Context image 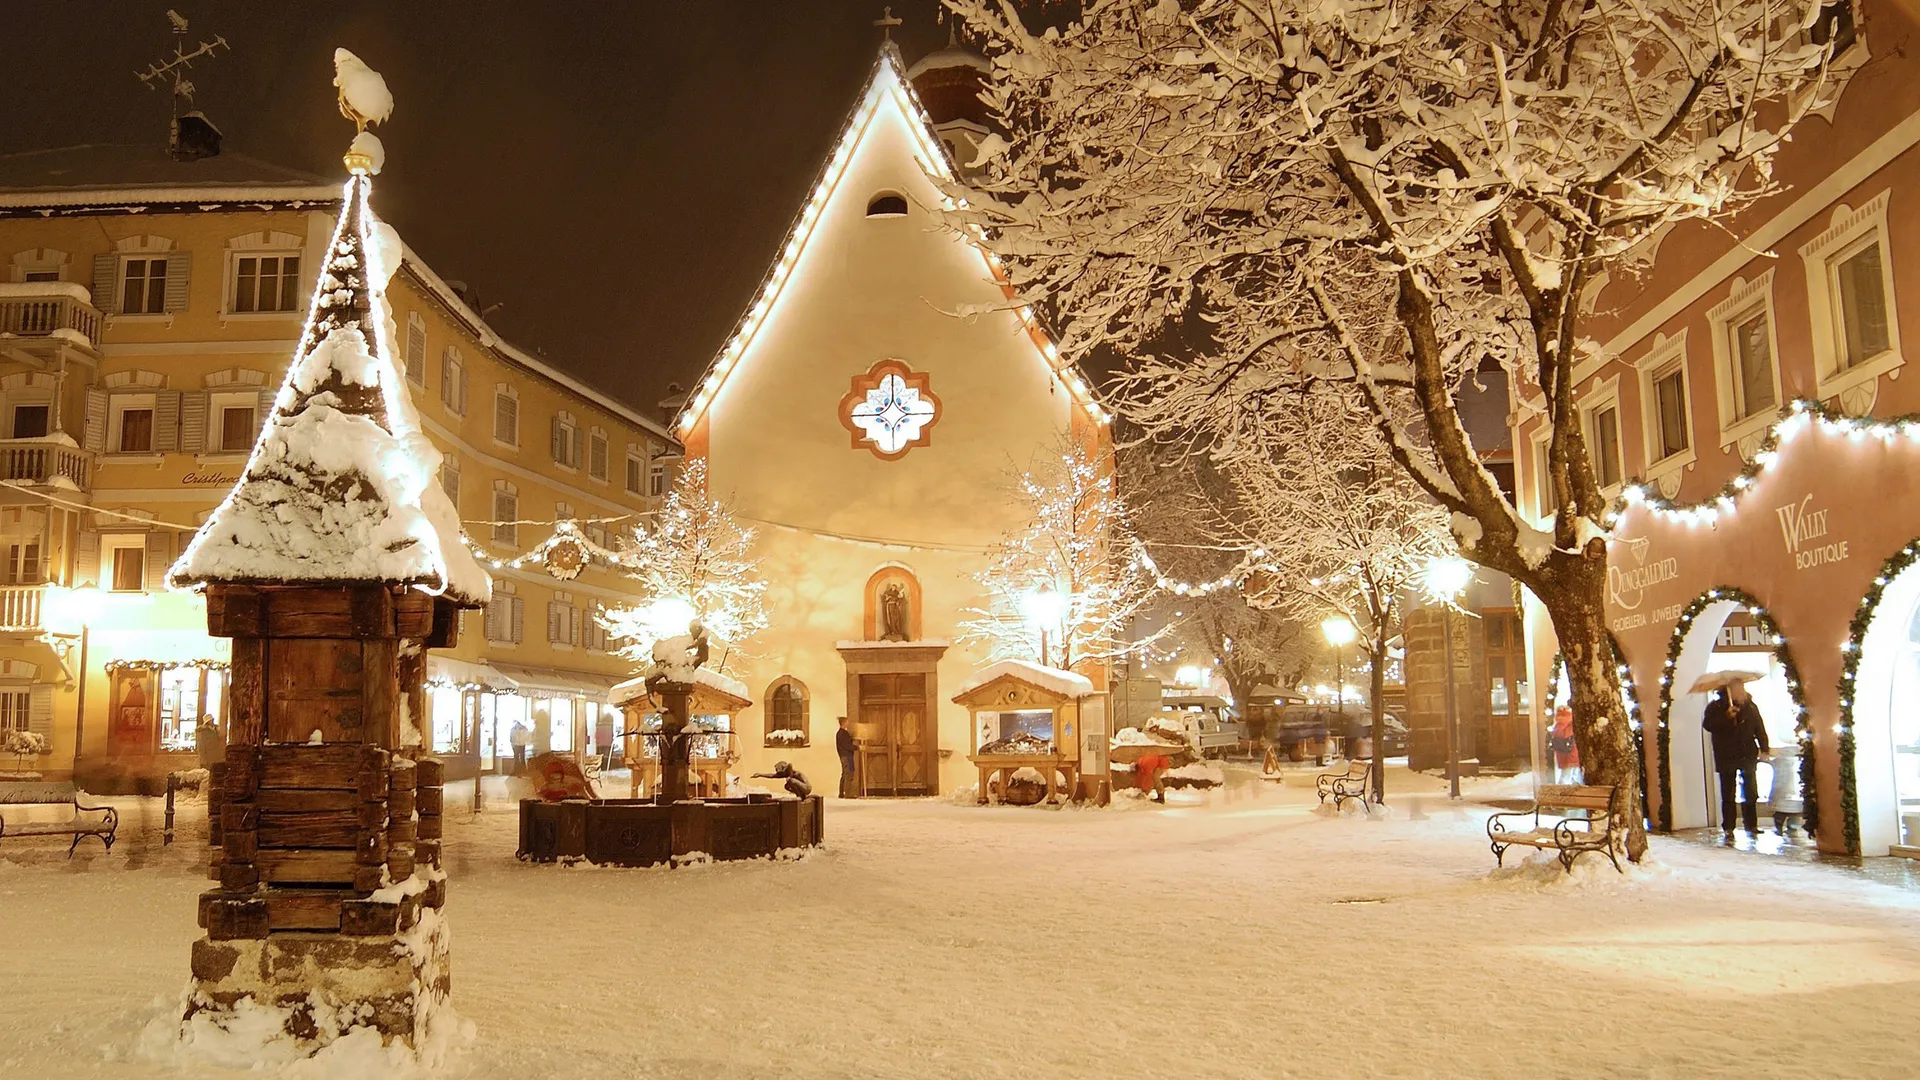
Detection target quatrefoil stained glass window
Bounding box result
[839,359,942,460]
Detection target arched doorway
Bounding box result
[1837,540,1920,857]
[1656,588,1812,837]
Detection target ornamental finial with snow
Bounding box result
[168,102,488,606]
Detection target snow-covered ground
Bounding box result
[2,763,1918,1079]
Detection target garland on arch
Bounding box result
[1653,587,1818,839]
[1831,538,1920,857]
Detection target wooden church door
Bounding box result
[857,672,930,796]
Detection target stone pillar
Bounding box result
[188,584,461,1048]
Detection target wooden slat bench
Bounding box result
[1487,783,1623,873]
[1316,760,1372,813]
[0,794,118,857]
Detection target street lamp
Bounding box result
[1020,584,1069,668]
[1320,614,1356,719]
[1423,557,1476,801]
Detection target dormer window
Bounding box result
[866,192,909,218]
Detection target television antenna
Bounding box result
[135,9,229,111]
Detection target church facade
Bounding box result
[674,45,1110,796]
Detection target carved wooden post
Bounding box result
[656,681,694,803]
[168,118,487,1052]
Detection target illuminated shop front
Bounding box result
[423,657,622,778]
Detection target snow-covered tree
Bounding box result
[944,0,1849,857]
[960,437,1156,670]
[1219,391,1453,801]
[601,459,767,675]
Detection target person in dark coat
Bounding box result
[1702,681,1769,838]
[836,717,858,798]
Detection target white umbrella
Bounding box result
[1688,669,1766,694]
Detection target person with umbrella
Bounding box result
[1698,671,1769,840]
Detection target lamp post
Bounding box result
[1423,557,1476,801]
[1320,614,1356,756]
[1020,585,1068,669]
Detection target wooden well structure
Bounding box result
[958,665,1091,805]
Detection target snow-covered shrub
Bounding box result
[4,729,47,757]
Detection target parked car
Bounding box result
[1158,696,1245,759]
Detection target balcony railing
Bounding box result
[0,437,91,489]
[0,585,43,632]
[0,283,102,349]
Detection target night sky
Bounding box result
[1,1,962,417]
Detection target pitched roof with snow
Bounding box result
[169,172,489,606]
[953,659,1095,703]
[673,44,1105,437]
[0,144,337,210]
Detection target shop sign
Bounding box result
[181,471,241,487]
[1775,494,1849,571]
[1608,536,1680,613]
[1715,613,1773,652]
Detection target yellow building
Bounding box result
[0,145,676,791]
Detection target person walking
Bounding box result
[1702,681,1769,839]
[836,717,858,798]
[509,719,532,775]
[1549,707,1580,784]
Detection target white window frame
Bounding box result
[648,459,667,497]
[1528,426,1554,525]
[1632,331,1696,479]
[119,255,171,316]
[625,450,644,496]
[7,395,53,441]
[551,410,578,470]
[493,385,520,449]
[101,534,148,593]
[222,248,303,319]
[1705,270,1786,448]
[1800,189,1902,400]
[440,346,467,416]
[108,392,159,456]
[1580,375,1625,497]
[208,390,261,455]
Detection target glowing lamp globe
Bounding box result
[1020,585,1069,629]
[1320,614,1357,647]
[1424,557,1476,602]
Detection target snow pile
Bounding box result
[1009,766,1049,785]
[613,635,751,702]
[766,729,807,746]
[953,659,1094,700]
[333,49,394,126]
[1484,849,1668,890]
[1163,761,1225,787]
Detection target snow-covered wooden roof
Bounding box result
[953,659,1095,705]
[673,43,1106,438]
[170,172,490,607]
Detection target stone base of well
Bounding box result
[186,895,450,1047]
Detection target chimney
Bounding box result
[170,110,222,161]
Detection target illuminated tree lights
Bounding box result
[1831,539,1920,857]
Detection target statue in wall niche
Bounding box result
[879,583,909,642]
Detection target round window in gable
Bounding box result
[866,192,909,218]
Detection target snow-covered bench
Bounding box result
[0,794,117,857]
[1316,760,1371,812]
[1487,784,1623,873]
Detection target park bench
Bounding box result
[1316,759,1372,813]
[0,794,118,857]
[1487,783,1623,873]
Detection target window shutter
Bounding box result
[485,596,505,641]
[180,391,208,453]
[143,532,170,592]
[457,366,468,415]
[163,251,191,312]
[257,389,277,438]
[83,388,108,453]
[572,428,583,469]
[568,606,579,646]
[75,531,99,586]
[154,390,181,453]
[440,350,454,408]
[510,596,524,643]
[550,416,564,462]
[27,685,52,740]
[405,313,426,385]
[547,602,561,643]
[91,254,119,313]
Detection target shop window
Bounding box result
[230,254,300,313]
[765,677,809,746]
[11,404,47,440]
